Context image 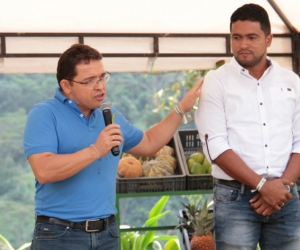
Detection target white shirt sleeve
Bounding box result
[292,75,300,153]
[195,72,231,161]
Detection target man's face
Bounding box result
[63,60,107,117]
[231,20,272,69]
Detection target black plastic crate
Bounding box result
[176,129,213,190]
[116,135,186,193]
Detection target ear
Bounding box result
[266,34,273,48]
[60,79,72,94]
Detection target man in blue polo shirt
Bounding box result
[23,43,202,250]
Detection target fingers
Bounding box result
[261,207,275,216]
[103,124,122,139]
[103,123,120,132]
[280,178,293,196]
[179,78,203,113]
[284,185,291,192]
[250,191,288,216]
[250,195,276,216]
[249,193,260,203]
[252,203,275,216]
[281,178,294,187]
[259,179,293,209]
[110,134,123,143]
[193,77,204,90]
[191,78,203,95]
[277,179,293,201]
[94,124,123,157]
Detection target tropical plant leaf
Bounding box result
[153,235,178,241]
[148,196,169,220]
[0,235,14,250]
[144,211,170,227]
[17,243,31,250]
[141,231,156,250]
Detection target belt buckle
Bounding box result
[85,219,100,232]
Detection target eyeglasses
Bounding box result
[66,72,111,88]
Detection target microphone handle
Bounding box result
[102,109,120,156]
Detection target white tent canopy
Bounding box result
[0,0,299,74]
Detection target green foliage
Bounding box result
[0,109,28,168]
[0,234,30,250]
[0,74,55,114]
[152,70,199,128]
[120,196,179,250]
[107,71,196,130]
[177,200,213,236]
[152,61,226,129]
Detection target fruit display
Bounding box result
[118,145,178,178]
[186,152,212,175]
[154,145,175,157]
[155,154,177,171]
[143,160,174,177]
[118,156,143,178]
[177,201,215,250]
[121,152,151,164]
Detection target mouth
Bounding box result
[238,51,252,56]
[94,93,105,102]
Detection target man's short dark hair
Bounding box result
[230,3,271,36]
[56,44,103,88]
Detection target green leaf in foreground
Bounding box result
[112,112,117,123]
[0,234,31,250]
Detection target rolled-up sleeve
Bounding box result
[195,72,231,161]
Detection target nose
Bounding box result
[239,37,249,49]
[93,80,105,90]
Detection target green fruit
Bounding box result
[202,157,212,173]
[187,158,196,171]
[188,152,205,164]
[208,165,212,174]
[190,163,206,174]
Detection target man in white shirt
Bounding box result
[195,3,300,250]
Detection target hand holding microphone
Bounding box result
[100,101,120,156]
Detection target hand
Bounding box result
[94,124,123,157]
[179,78,203,113]
[257,178,293,210]
[250,193,275,216]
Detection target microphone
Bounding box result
[100,100,120,156]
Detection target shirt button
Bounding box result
[265,144,268,147]
[263,123,266,126]
[260,102,263,105]
[69,100,72,104]
[266,166,269,169]
[257,83,260,85]
[80,114,83,117]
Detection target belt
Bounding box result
[36,215,115,232]
[214,178,253,191]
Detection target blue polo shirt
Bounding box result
[23,87,143,221]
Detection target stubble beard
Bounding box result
[235,51,266,68]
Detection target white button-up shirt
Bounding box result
[195,57,300,180]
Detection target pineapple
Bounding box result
[177,200,215,250]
